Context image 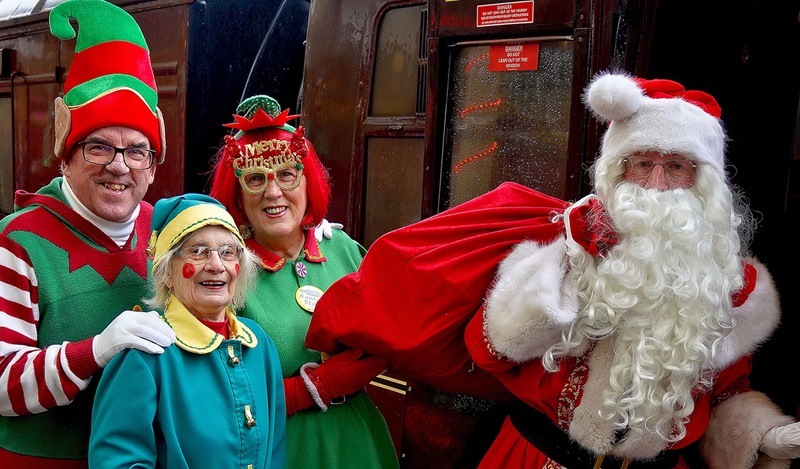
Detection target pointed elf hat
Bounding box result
[148,193,243,272]
[50,0,166,162]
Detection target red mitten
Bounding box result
[284,376,316,416]
[300,349,387,411]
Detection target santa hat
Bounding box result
[49,0,165,162]
[583,72,725,179]
[148,194,243,272]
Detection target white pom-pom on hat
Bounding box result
[583,71,727,189]
[583,72,644,122]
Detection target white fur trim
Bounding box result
[299,362,327,412]
[484,238,578,362]
[701,391,794,469]
[568,338,669,459]
[569,338,618,455]
[714,259,781,369]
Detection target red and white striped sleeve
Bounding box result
[0,235,98,416]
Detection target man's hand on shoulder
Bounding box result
[93,310,176,367]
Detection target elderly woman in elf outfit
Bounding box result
[209,96,398,468]
[89,194,286,469]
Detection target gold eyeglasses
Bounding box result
[239,167,303,194]
[623,155,697,181]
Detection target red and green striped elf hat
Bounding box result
[49,0,166,163]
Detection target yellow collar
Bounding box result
[162,296,258,354]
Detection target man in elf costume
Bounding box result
[0,0,176,466]
[465,73,800,468]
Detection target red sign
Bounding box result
[489,43,539,71]
[477,1,534,28]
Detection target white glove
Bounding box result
[314,218,343,242]
[760,421,800,459]
[93,310,177,367]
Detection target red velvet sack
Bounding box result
[305,182,571,399]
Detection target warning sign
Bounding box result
[489,43,539,71]
[477,1,534,28]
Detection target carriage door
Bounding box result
[431,0,591,210]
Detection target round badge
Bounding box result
[296,285,324,313]
[294,261,307,278]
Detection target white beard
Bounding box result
[561,181,743,442]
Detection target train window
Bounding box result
[369,4,426,117]
[0,0,63,21]
[0,1,35,21]
[441,39,574,209]
[41,1,68,9]
[363,137,425,246]
[0,95,12,215]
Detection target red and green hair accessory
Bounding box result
[209,94,332,233]
[221,95,306,179]
[50,0,165,162]
[227,95,300,137]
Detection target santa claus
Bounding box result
[466,72,800,468]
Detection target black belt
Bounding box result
[509,404,681,469]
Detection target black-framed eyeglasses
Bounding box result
[79,141,156,170]
[177,244,244,264]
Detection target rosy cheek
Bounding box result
[234,263,240,276]
[182,263,196,279]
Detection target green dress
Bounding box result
[242,229,398,468]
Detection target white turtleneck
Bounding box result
[62,179,139,247]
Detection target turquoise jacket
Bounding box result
[89,298,286,469]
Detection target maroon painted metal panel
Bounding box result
[301,0,384,231]
[432,0,576,37]
[0,1,189,208]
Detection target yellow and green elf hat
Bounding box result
[49,0,166,162]
[148,194,244,272]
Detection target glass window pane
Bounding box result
[442,40,574,209]
[0,1,34,20]
[0,96,13,215]
[370,5,424,117]
[363,137,425,246]
[0,0,65,20]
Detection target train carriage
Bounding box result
[1,0,798,467]
[0,0,309,215]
